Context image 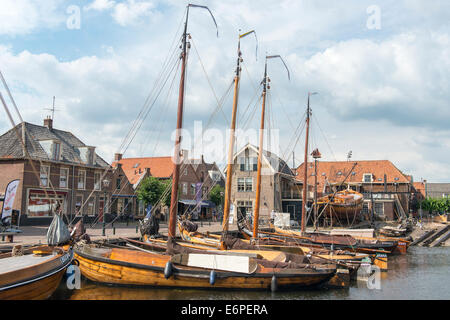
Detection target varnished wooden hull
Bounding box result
[74,246,335,291]
[0,246,73,300]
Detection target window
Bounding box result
[237,200,253,217]
[78,170,86,189]
[182,183,187,195]
[237,178,252,192]
[87,199,95,216]
[40,165,50,187]
[374,202,384,216]
[237,178,245,192]
[27,192,65,217]
[52,142,61,160]
[60,168,68,188]
[94,172,101,191]
[363,173,372,183]
[191,183,196,195]
[245,178,253,191]
[239,157,258,172]
[116,177,121,190]
[75,195,83,215]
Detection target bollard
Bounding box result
[102,221,106,236]
[136,225,138,233]
[112,223,115,235]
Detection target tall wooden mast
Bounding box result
[252,55,290,241]
[168,4,218,240]
[220,30,257,249]
[300,92,317,234]
[252,61,268,240]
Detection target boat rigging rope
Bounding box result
[190,37,230,127]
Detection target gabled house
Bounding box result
[295,160,413,221]
[228,143,304,224]
[0,118,112,225]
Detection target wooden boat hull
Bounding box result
[322,203,363,220]
[0,246,73,300]
[74,246,335,290]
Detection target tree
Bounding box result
[209,185,224,207]
[137,177,166,206]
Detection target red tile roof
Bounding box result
[295,160,411,192]
[413,182,426,197]
[112,156,173,184]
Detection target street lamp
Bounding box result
[102,178,110,236]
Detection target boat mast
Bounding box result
[301,93,312,234]
[168,4,218,240]
[220,30,257,249]
[252,55,290,241]
[252,59,268,240]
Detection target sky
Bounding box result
[0,0,449,182]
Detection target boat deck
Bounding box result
[0,254,57,275]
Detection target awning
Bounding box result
[179,199,197,206]
[178,199,216,208]
[200,200,216,208]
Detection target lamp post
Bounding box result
[102,178,110,236]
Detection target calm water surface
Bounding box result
[51,246,450,300]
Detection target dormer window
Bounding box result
[39,139,61,161]
[78,146,96,165]
[363,173,373,183]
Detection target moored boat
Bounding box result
[74,241,335,290]
[0,245,73,300]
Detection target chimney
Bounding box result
[44,116,53,130]
[114,153,122,161]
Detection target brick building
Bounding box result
[113,150,224,220]
[0,118,114,226]
[295,160,413,221]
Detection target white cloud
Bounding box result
[112,0,155,26]
[0,0,64,35]
[84,0,116,12]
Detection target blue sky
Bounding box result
[0,0,449,182]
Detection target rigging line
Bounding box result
[190,36,230,127]
[117,11,186,153]
[121,57,181,157]
[0,73,67,220]
[204,79,233,130]
[77,57,182,227]
[142,53,182,157]
[93,69,234,227]
[118,47,179,154]
[312,113,337,161]
[240,91,262,132]
[241,60,259,99]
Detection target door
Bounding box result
[99,199,105,222]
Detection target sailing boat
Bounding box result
[74,5,336,290]
[171,44,369,283]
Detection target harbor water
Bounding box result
[51,246,450,300]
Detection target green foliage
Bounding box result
[209,185,224,206]
[421,197,450,215]
[137,177,171,207]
